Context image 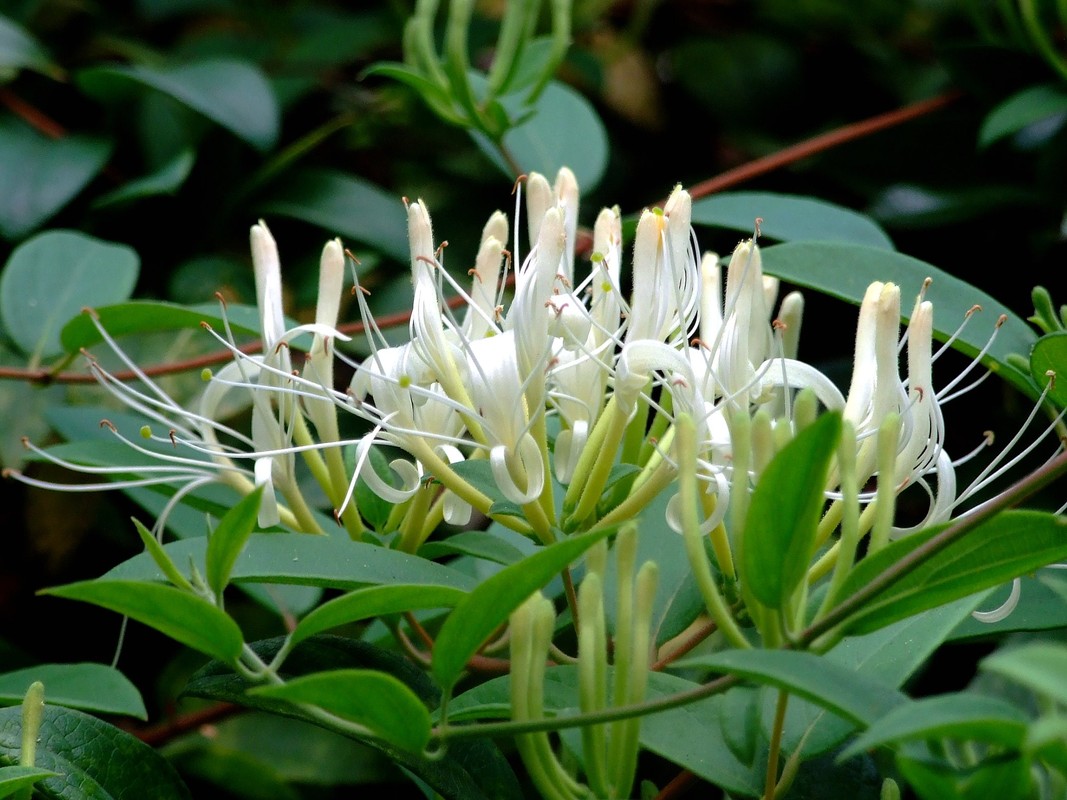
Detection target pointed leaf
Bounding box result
[1,231,137,358]
[740,412,841,609]
[291,584,467,646]
[78,59,279,151]
[835,510,1067,635]
[105,533,475,591]
[41,580,243,664]
[0,15,53,74]
[205,487,263,597]
[0,766,56,798]
[675,649,906,727]
[432,528,614,690]
[691,192,893,249]
[838,694,1028,762]
[760,242,1038,398]
[92,148,195,208]
[979,83,1067,148]
[132,518,194,592]
[0,705,191,799]
[982,642,1067,705]
[251,670,431,752]
[0,663,146,719]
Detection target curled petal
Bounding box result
[253,457,280,527]
[665,469,730,535]
[553,420,588,484]
[489,433,544,505]
[434,444,473,526]
[354,435,422,503]
[971,578,1021,623]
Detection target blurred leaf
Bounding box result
[251,670,431,752]
[897,749,1031,800]
[166,743,300,800]
[982,642,1067,705]
[0,14,52,75]
[59,300,277,353]
[675,649,906,727]
[0,663,146,719]
[979,83,1067,148]
[1030,331,1067,408]
[105,532,476,591]
[78,59,279,152]
[760,242,1038,398]
[0,231,138,359]
[257,168,409,262]
[471,79,609,192]
[867,183,1038,229]
[41,580,244,664]
[432,528,613,691]
[0,766,56,798]
[0,117,111,239]
[951,573,1067,640]
[291,584,467,646]
[835,510,1067,636]
[0,705,191,799]
[838,694,1029,762]
[417,530,527,565]
[205,487,263,597]
[741,412,841,609]
[91,148,195,209]
[691,193,894,249]
[187,635,521,800]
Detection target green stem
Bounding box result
[763,690,790,800]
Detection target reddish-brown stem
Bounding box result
[681,90,961,203]
[0,87,67,139]
[650,618,717,671]
[653,769,698,800]
[129,702,241,746]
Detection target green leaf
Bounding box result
[979,83,1067,148]
[982,642,1067,705]
[740,412,841,609]
[105,532,476,591]
[471,79,609,192]
[0,663,146,719]
[897,750,1031,800]
[0,15,53,75]
[838,694,1028,762]
[291,584,467,646]
[691,192,893,249]
[186,635,521,800]
[418,531,527,565]
[205,487,263,597]
[91,148,195,209]
[0,231,138,359]
[0,766,56,799]
[867,183,1038,229]
[759,242,1038,399]
[41,580,243,664]
[675,649,906,727]
[950,573,1067,640]
[59,300,267,353]
[257,167,409,262]
[835,511,1067,636]
[1030,331,1067,408]
[0,119,111,240]
[251,670,431,752]
[77,59,279,151]
[132,518,194,592]
[164,742,300,800]
[432,528,614,690]
[0,705,191,799]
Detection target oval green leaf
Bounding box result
[0,15,53,75]
[837,693,1028,763]
[41,580,244,664]
[251,669,431,752]
[59,300,270,353]
[759,241,1038,399]
[291,584,467,646]
[674,648,906,727]
[691,192,893,249]
[835,510,1067,636]
[257,168,409,262]
[0,705,191,799]
[77,59,279,152]
[0,231,138,358]
[1030,331,1067,409]
[0,663,146,720]
[0,118,111,240]
[982,642,1067,706]
[105,533,476,591]
[432,528,614,690]
[979,83,1067,148]
[740,412,841,609]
